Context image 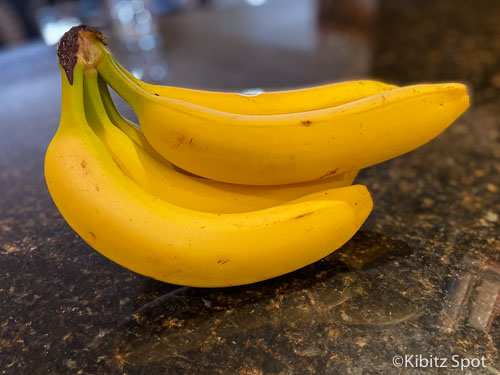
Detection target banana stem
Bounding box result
[98,74,141,133]
[57,25,148,113]
[108,53,145,88]
[97,52,148,113]
[59,63,86,127]
[97,73,163,156]
[83,70,108,136]
[98,74,124,125]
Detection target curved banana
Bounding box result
[98,49,469,185]
[46,58,373,287]
[84,69,359,213]
[106,52,397,115]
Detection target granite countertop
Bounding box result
[0,0,499,374]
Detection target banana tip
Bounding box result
[443,82,470,109]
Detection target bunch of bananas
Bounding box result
[45,26,469,287]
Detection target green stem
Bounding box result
[60,62,87,127]
[108,52,144,88]
[96,52,147,112]
[83,69,108,136]
[98,74,141,132]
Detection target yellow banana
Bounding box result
[107,52,397,115]
[83,69,358,213]
[46,52,373,286]
[98,49,469,185]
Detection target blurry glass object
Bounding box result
[36,1,106,46]
[105,0,168,82]
[38,12,80,45]
[214,0,318,52]
[245,0,267,7]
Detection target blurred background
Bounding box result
[0,0,498,104]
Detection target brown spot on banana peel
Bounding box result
[57,25,107,84]
[172,135,186,148]
[319,168,339,179]
[217,259,230,265]
[301,120,312,126]
[294,212,315,219]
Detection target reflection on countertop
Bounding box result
[0,0,499,373]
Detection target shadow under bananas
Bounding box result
[113,230,442,366]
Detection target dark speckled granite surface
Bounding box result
[0,0,499,374]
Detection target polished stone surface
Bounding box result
[0,0,499,373]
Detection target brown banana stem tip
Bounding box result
[57,25,107,85]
